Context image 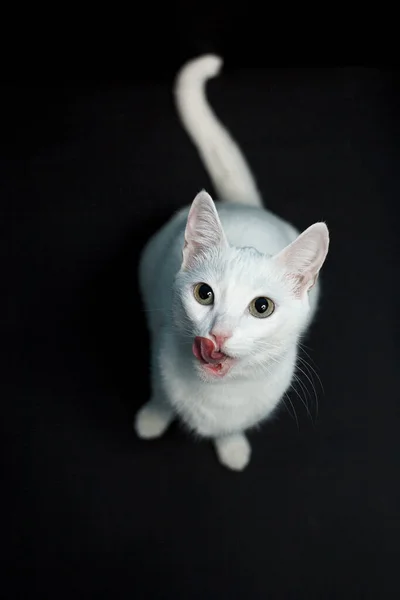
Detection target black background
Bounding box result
[2,5,399,599]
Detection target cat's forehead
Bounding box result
[190,245,285,296]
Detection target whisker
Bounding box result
[291,374,314,424]
[297,353,325,396]
[283,392,299,431]
[295,362,320,419]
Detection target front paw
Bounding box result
[214,434,251,471]
[134,401,173,440]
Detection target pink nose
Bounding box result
[210,331,231,350]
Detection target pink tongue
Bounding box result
[193,337,226,364]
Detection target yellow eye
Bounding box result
[193,283,214,305]
[249,297,275,318]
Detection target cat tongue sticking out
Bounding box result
[134,54,330,472]
[192,337,230,376]
[193,337,225,364]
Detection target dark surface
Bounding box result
[2,61,399,598]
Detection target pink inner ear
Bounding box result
[275,222,329,294]
[182,190,227,269]
[289,270,318,295]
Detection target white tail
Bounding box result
[174,55,263,208]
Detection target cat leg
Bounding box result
[214,433,251,471]
[134,331,175,439]
[134,398,174,440]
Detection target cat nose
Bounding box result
[210,331,231,350]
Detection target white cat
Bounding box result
[134,55,329,471]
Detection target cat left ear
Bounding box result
[182,190,228,269]
[273,222,329,295]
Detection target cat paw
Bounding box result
[134,401,173,440]
[214,434,251,472]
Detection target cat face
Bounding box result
[173,191,329,381]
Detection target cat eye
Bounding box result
[193,283,214,305]
[249,297,275,318]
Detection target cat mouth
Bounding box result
[192,336,234,377]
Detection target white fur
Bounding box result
[173,54,263,207]
[134,56,330,471]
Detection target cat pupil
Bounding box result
[199,284,213,300]
[255,298,268,313]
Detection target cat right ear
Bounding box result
[273,222,329,295]
[181,190,228,269]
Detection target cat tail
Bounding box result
[174,55,263,208]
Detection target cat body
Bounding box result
[134,56,329,471]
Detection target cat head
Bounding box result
[173,191,329,381]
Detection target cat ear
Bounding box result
[273,222,329,295]
[182,190,228,269]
